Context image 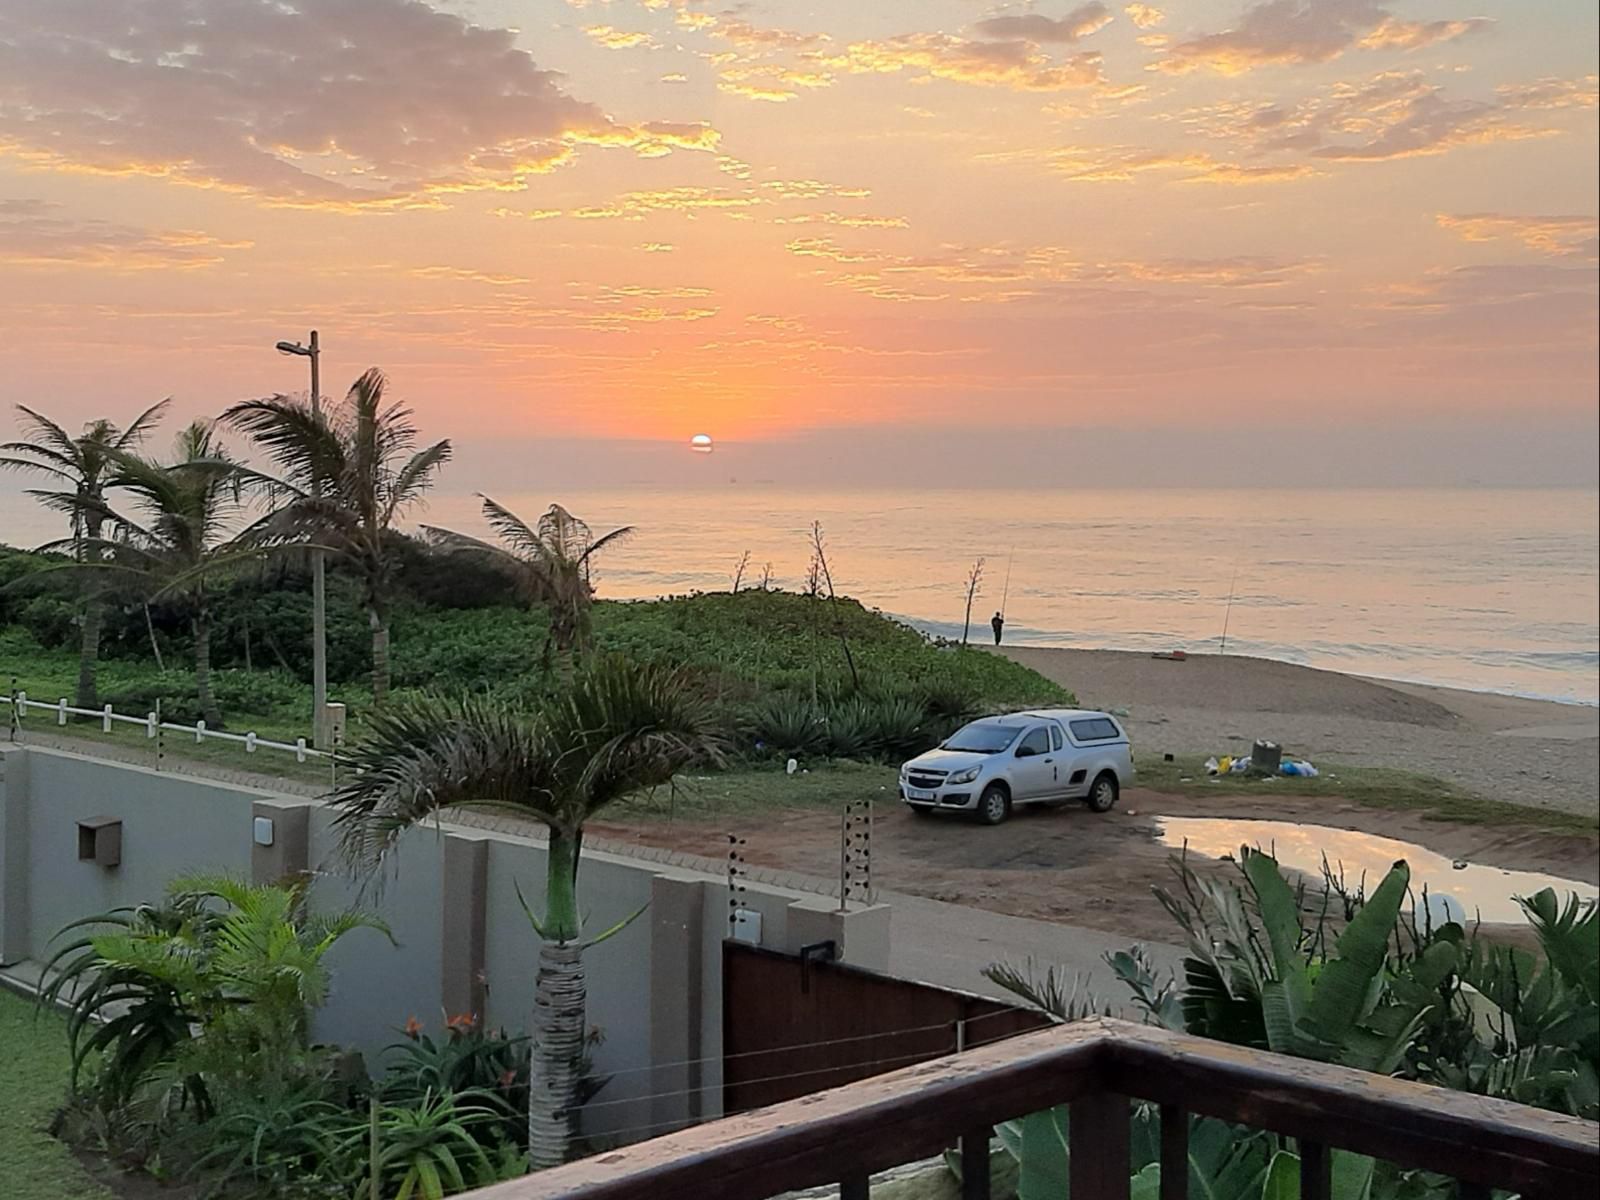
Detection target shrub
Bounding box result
[383,1017,530,1152]
[745,693,825,757]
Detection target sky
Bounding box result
[0,0,1596,494]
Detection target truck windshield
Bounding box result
[942,723,1022,753]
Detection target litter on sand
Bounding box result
[1204,754,1318,777]
[1151,650,1188,661]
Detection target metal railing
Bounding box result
[465,1017,1598,1200]
[7,688,328,766]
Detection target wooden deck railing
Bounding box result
[465,1017,1599,1200]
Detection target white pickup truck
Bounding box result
[898,709,1134,825]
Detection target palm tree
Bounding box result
[329,658,725,1167]
[426,498,632,681]
[222,368,451,704]
[70,421,260,726]
[1,400,168,705]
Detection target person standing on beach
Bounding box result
[991,611,1005,645]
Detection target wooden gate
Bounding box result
[722,941,1050,1112]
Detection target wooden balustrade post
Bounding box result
[1070,1091,1131,1200]
[961,1127,992,1200]
[1160,1103,1188,1200]
[1298,1139,1330,1200]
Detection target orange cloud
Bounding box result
[827,33,1118,92]
[1156,1,1490,76]
[1357,16,1493,51]
[973,4,1115,44]
[0,199,250,269]
[584,25,657,50]
[1496,75,1600,111]
[0,0,715,209]
[1125,4,1166,29]
[1437,213,1599,258]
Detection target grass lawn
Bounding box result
[617,759,899,820]
[621,756,1595,838]
[0,988,113,1200]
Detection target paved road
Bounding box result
[883,890,1183,1013]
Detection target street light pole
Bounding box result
[276,330,329,749]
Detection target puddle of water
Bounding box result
[1157,817,1598,925]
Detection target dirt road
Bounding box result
[591,786,1599,947]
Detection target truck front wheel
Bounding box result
[978,784,1011,826]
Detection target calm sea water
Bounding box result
[426,487,1600,704]
[6,486,1596,703]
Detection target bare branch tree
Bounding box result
[809,520,860,690]
[759,561,773,591]
[731,549,751,593]
[961,556,986,647]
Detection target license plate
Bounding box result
[907,788,935,801]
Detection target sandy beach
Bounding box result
[991,647,1599,820]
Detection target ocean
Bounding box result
[424,487,1600,704]
[6,486,1597,704]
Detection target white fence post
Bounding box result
[295,737,307,763]
[103,704,113,733]
[16,691,25,719]
[146,711,158,738]
[57,698,68,726]
[246,732,257,753]
[195,720,206,744]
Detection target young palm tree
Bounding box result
[425,498,632,681]
[222,368,451,704]
[329,658,725,1167]
[69,421,260,726]
[1,400,168,705]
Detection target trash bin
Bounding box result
[1252,739,1282,774]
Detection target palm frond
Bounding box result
[383,439,452,524]
[116,398,171,449]
[13,404,79,458]
[478,495,545,560]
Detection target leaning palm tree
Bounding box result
[426,498,632,681]
[64,421,260,726]
[330,658,725,1167]
[223,368,450,704]
[1,400,168,705]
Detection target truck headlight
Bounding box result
[946,766,980,785]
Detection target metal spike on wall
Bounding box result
[726,833,748,934]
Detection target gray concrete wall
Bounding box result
[0,745,892,1138]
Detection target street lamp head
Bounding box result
[276,340,308,356]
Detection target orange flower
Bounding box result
[445,1011,477,1035]
[403,1016,424,1040]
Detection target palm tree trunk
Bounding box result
[194,608,222,728]
[528,827,584,1168]
[369,607,390,705]
[75,594,103,709]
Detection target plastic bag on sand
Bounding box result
[1229,756,1252,774]
[1280,760,1319,777]
[1204,756,1220,775]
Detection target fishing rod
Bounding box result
[1220,565,1239,655]
[999,548,1015,616]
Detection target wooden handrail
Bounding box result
[468,1017,1600,1200]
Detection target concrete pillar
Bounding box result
[783,897,892,971]
[250,799,309,886]
[0,748,31,965]
[649,875,706,1130]
[440,832,490,1022]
